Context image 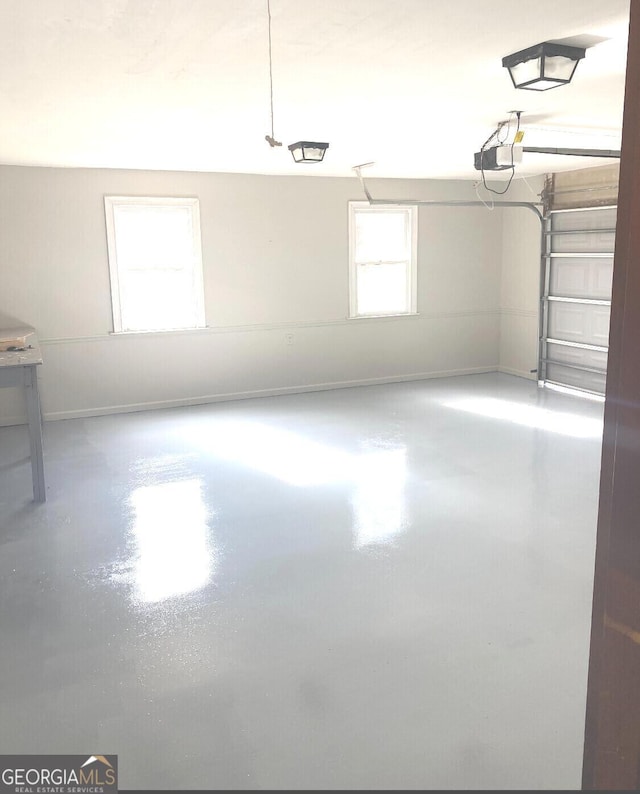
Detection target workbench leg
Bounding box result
[24,365,46,502]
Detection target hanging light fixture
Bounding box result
[263,0,329,162]
[287,141,330,163]
[502,42,586,91]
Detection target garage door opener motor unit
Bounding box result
[474,145,523,171]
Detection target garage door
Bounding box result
[540,205,616,396]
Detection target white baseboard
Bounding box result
[38,366,499,423]
[498,366,537,380]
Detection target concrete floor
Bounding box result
[0,373,604,790]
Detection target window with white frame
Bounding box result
[349,202,417,318]
[104,196,206,333]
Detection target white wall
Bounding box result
[0,166,506,424]
[498,178,544,379]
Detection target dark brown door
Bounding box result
[583,0,640,788]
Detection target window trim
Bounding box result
[348,202,418,319]
[104,195,206,334]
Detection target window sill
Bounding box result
[348,312,420,320]
[110,326,209,337]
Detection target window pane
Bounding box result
[510,57,542,86]
[113,205,194,270]
[544,55,576,80]
[106,197,205,333]
[354,211,408,263]
[357,262,408,315]
[121,271,200,332]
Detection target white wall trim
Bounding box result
[37,366,499,423]
[0,415,28,428]
[40,310,500,345]
[500,308,538,318]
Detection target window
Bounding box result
[349,202,417,318]
[105,196,205,333]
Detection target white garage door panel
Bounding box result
[551,231,615,254]
[542,205,616,396]
[551,207,617,232]
[548,302,611,346]
[546,363,607,394]
[546,341,608,372]
[550,257,614,299]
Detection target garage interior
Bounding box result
[0,1,633,790]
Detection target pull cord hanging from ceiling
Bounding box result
[264,0,282,148]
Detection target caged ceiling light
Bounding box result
[287,141,330,163]
[263,0,329,163]
[502,42,586,91]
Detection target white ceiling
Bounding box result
[0,0,630,180]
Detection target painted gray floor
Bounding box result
[0,373,604,790]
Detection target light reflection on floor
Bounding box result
[352,447,408,548]
[185,421,354,486]
[443,396,604,439]
[131,478,214,603]
[184,420,410,549]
